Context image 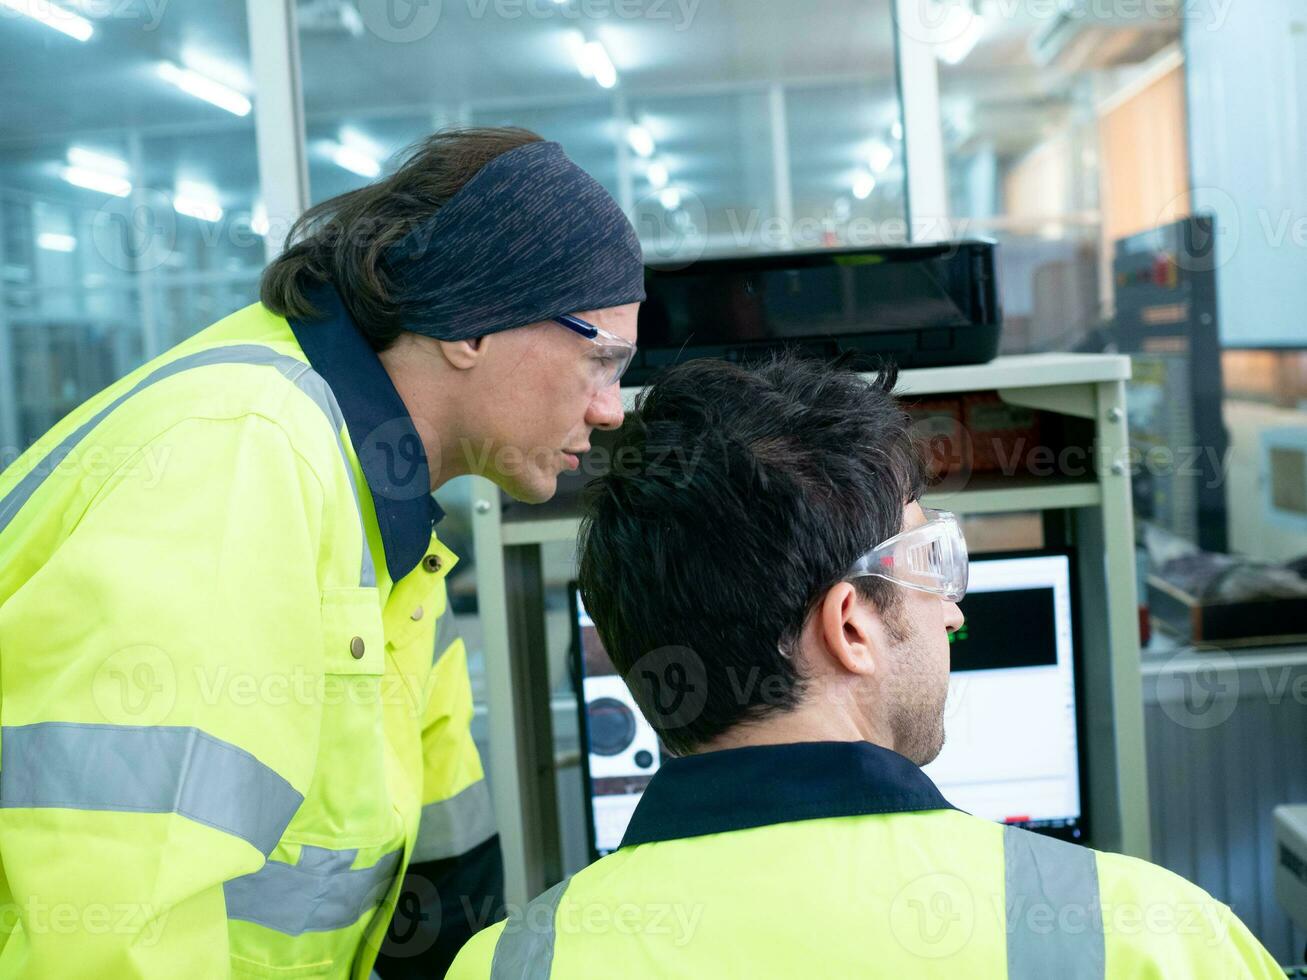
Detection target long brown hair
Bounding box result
[260,126,544,350]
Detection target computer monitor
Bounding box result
[921,551,1085,840]
[571,550,1086,859]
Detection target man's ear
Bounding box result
[437,335,484,371]
[817,581,883,678]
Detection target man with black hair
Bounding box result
[449,353,1279,978]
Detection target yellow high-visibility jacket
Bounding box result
[449,741,1282,979]
[0,290,496,978]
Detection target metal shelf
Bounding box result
[497,475,1104,548]
[923,474,1103,514]
[619,352,1131,411]
[501,517,585,547]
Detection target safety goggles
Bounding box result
[555,314,638,389]
[844,508,969,602]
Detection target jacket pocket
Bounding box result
[289,587,393,847]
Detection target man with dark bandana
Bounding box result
[0,128,642,979]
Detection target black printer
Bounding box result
[629,239,1001,383]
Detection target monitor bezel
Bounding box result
[944,546,1090,845]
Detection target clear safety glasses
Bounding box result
[844,508,969,602]
[555,313,638,389]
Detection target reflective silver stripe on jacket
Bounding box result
[0,344,376,588]
[411,779,496,863]
[489,877,570,979]
[1003,824,1105,979]
[0,722,303,856]
[225,845,402,935]
[477,826,1104,977]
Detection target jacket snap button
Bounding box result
[411,606,424,622]
[349,636,366,659]
[422,554,442,573]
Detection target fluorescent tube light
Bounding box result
[575,40,617,89]
[867,139,894,175]
[626,124,654,158]
[174,183,223,223]
[328,142,381,178]
[157,61,252,117]
[60,166,131,197]
[68,146,129,177]
[0,0,92,41]
[37,232,77,252]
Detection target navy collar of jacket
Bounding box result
[619,740,955,848]
[287,284,444,583]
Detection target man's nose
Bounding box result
[944,601,965,634]
[587,383,625,431]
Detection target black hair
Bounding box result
[577,351,926,756]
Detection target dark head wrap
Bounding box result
[384,140,645,340]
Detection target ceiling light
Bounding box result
[867,139,894,175]
[174,198,223,223]
[852,172,876,200]
[340,126,384,156]
[60,166,132,197]
[157,61,252,117]
[250,202,270,238]
[339,2,364,35]
[936,16,985,65]
[0,0,93,41]
[173,183,223,223]
[575,40,617,89]
[626,124,655,158]
[646,160,669,189]
[659,187,681,210]
[328,142,382,178]
[37,232,77,253]
[67,147,129,177]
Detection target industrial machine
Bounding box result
[631,240,1002,383]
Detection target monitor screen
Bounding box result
[922,553,1084,838]
[571,551,1084,858]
